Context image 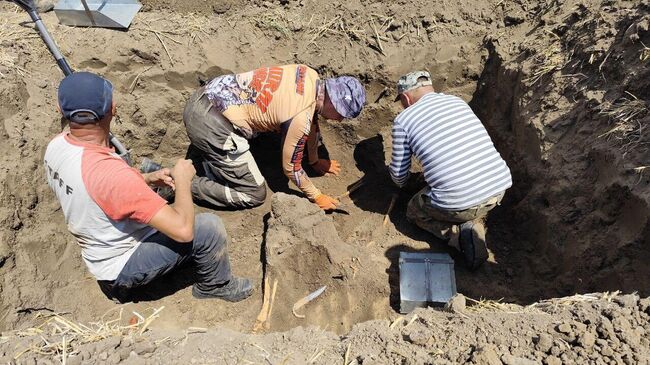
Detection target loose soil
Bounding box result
[0,0,648,363]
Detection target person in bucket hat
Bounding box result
[389,70,512,270]
[45,72,253,303]
[182,64,366,211]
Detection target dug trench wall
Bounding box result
[470,0,650,300]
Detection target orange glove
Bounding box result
[314,194,340,211]
[311,159,341,176]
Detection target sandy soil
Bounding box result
[0,0,648,363]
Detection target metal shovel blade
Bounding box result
[54,0,142,29]
[399,252,457,314]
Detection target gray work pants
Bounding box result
[98,213,232,303]
[183,88,267,209]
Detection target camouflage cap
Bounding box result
[395,71,432,101]
[325,76,366,118]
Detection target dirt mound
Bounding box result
[1,293,649,364]
[263,193,390,333]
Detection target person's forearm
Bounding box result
[285,169,321,200]
[171,179,195,237]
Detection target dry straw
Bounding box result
[529,291,624,312]
[597,92,648,153]
[465,297,531,314]
[250,9,404,56]
[525,44,567,84]
[9,306,165,362]
[0,17,39,78]
[254,9,298,38]
[640,41,650,62]
[132,14,212,65]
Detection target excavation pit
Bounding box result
[0,0,648,346]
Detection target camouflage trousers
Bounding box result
[406,187,505,243]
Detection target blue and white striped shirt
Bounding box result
[390,92,512,210]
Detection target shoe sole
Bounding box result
[460,220,488,270]
[192,284,254,302]
[470,220,488,269]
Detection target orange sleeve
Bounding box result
[281,109,321,200]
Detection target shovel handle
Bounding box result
[9,0,132,165]
[79,0,97,27]
[10,0,74,76]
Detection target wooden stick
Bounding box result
[264,279,279,330]
[128,66,153,94]
[371,20,385,55]
[344,343,351,365]
[335,179,366,200]
[383,194,398,227]
[374,87,389,103]
[153,31,174,66]
[252,275,271,333]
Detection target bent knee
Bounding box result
[194,213,228,246]
[246,183,267,207]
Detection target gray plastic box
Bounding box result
[399,252,457,313]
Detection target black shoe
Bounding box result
[192,277,253,302]
[459,220,488,270]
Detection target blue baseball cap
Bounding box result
[58,72,113,124]
[325,76,366,118]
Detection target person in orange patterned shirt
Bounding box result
[182,64,366,211]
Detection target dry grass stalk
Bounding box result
[640,41,650,62]
[172,13,212,44]
[530,291,622,312]
[598,93,647,124]
[133,14,212,65]
[370,20,385,55]
[10,307,164,360]
[306,13,398,53]
[382,194,398,227]
[597,93,648,152]
[389,316,404,329]
[525,44,566,84]
[129,65,154,94]
[308,349,325,363]
[135,14,211,44]
[254,9,299,38]
[0,18,39,78]
[465,297,528,314]
[153,31,174,66]
[405,314,419,327]
[343,342,351,365]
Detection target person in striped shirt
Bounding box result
[390,71,512,270]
